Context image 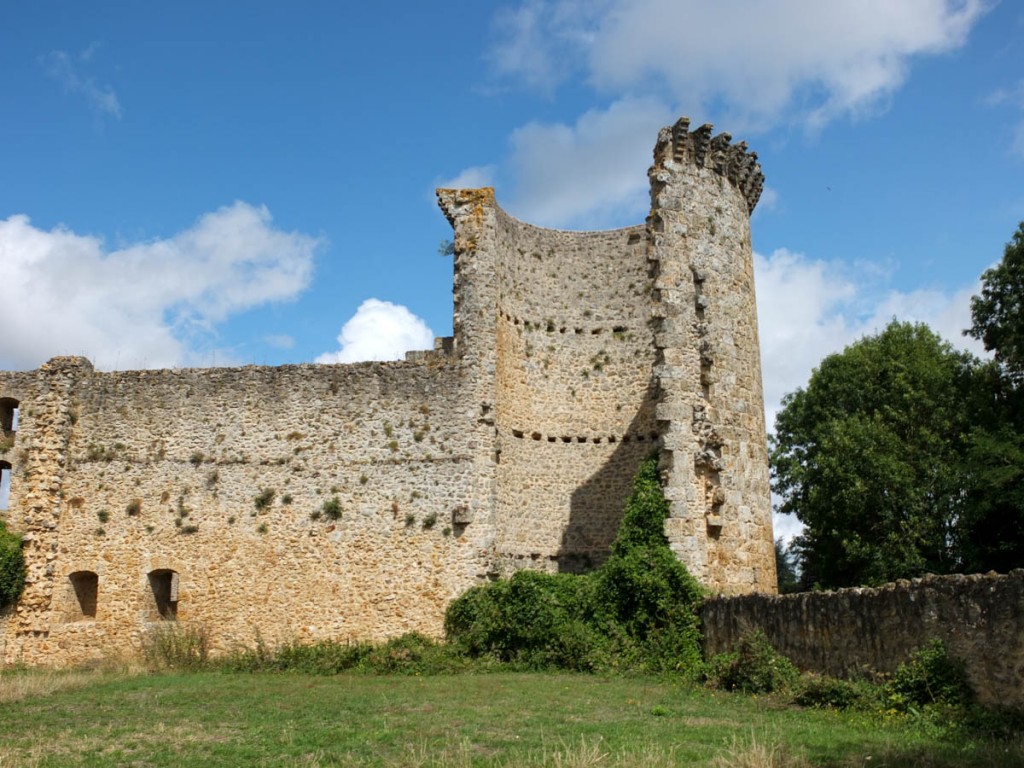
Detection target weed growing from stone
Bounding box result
[254,488,275,512]
[321,497,342,520]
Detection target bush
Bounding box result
[885,639,972,711]
[706,631,799,694]
[794,675,876,710]
[0,520,25,610]
[445,456,704,674]
[446,570,609,671]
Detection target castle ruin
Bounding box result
[0,118,775,665]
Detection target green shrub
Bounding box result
[0,520,25,610]
[706,631,799,694]
[450,570,613,671]
[794,674,876,710]
[886,639,972,711]
[445,456,703,674]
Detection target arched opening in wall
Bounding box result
[0,461,11,511]
[148,569,179,620]
[68,571,98,619]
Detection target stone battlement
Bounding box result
[651,118,764,213]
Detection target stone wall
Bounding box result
[0,118,777,666]
[0,356,495,665]
[701,571,1024,706]
[490,214,657,572]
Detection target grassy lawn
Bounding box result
[1,669,1021,767]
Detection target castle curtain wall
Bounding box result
[0,357,494,665]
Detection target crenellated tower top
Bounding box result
[650,117,764,213]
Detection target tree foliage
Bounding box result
[968,222,1024,383]
[0,519,25,610]
[771,321,974,588]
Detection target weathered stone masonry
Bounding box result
[0,119,776,665]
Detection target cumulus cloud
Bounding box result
[315,299,434,364]
[476,2,987,229]
[503,97,673,228]
[755,248,983,430]
[492,0,987,130]
[42,46,123,120]
[0,203,319,371]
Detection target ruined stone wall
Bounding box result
[0,119,779,667]
[701,572,1024,706]
[490,214,657,572]
[0,356,495,665]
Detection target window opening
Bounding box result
[0,461,10,511]
[0,398,18,435]
[68,571,98,619]
[148,569,179,620]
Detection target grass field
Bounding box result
[1,668,1021,767]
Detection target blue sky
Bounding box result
[2,1,1022,533]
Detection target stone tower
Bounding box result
[648,119,773,592]
[439,117,775,593]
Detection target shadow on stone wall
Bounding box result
[558,376,659,573]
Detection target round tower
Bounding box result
[647,118,776,594]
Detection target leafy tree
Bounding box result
[771,321,974,588]
[958,225,1024,572]
[967,222,1024,383]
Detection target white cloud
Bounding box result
[493,0,987,131]
[755,248,983,431]
[42,47,123,120]
[0,203,319,371]
[503,97,673,228]
[315,299,434,364]
[438,165,497,190]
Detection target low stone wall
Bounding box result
[701,571,1024,706]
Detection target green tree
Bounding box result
[771,321,974,588]
[968,222,1024,383]
[959,224,1024,572]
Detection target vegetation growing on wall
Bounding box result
[444,456,704,673]
[0,519,25,610]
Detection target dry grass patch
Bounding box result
[0,662,140,704]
